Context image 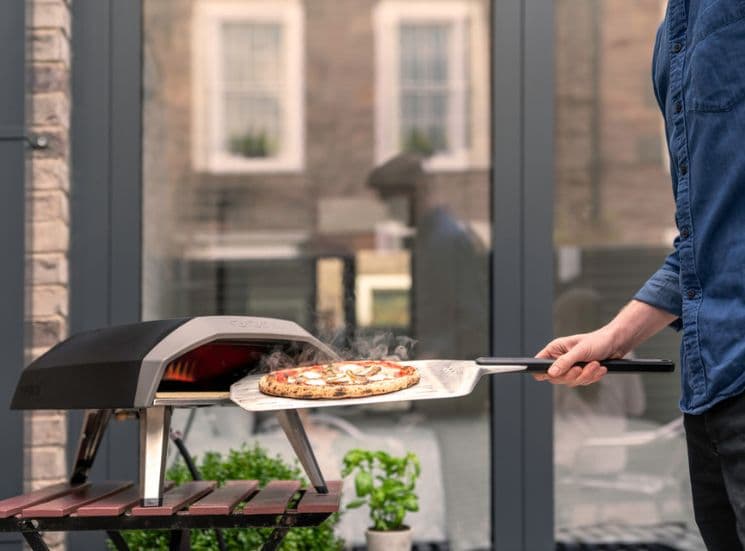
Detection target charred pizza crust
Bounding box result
[258,360,420,400]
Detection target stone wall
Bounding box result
[25,0,71,547]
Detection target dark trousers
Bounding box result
[685,391,745,550]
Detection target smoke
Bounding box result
[260,350,296,372]
[261,344,329,372]
[261,332,417,371]
[345,333,417,361]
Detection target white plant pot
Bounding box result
[366,526,412,551]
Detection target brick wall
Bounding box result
[555,0,675,246]
[25,1,72,547]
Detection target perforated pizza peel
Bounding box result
[229,357,674,412]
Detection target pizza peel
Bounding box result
[229,357,674,412]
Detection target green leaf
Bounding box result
[403,495,419,512]
[355,471,373,497]
[345,498,367,509]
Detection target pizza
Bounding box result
[258,360,420,399]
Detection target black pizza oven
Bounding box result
[11,317,339,505]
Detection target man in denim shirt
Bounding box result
[536,0,745,548]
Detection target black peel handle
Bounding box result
[475,357,675,373]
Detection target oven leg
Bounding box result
[70,409,113,485]
[275,410,328,493]
[139,406,172,507]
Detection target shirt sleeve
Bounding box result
[633,235,683,330]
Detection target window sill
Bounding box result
[196,154,305,174]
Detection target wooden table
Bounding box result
[0,479,342,551]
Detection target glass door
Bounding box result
[552,1,699,548]
[142,1,493,548]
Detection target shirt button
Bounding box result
[680,163,688,175]
[674,101,683,113]
[687,289,697,299]
[681,227,690,238]
[672,42,683,53]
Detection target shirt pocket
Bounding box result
[685,0,745,113]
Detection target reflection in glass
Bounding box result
[553,0,700,548]
[143,1,491,549]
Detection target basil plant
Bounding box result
[341,449,421,531]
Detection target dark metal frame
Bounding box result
[69,0,144,547]
[0,1,26,548]
[490,0,554,548]
[0,510,333,551]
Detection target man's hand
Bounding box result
[534,328,623,386]
[534,299,677,387]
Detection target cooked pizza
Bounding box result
[258,360,420,399]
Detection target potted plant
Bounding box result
[342,449,420,551]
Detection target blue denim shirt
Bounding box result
[633,0,745,414]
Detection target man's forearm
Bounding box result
[606,299,678,353]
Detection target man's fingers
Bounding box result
[590,365,608,384]
[551,366,583,386]
[548,347,588,377]
[574,361,603,386]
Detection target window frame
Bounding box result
[374,0,489,172]
[0,1,26,540]
[192,0,305,173]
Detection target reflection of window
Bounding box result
[192,1,303,173]
[372,289,410,327]
[356,274,412,328]
[400,24,454,157]
[375,1,488,171]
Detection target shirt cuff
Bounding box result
[633,269,683,331]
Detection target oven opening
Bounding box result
[156,340,314,393]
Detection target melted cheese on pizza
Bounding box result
[281,362,404,386]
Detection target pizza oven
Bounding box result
[11,317,339,505]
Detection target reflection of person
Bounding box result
[552,288,645,473]
[367,153,488,361]
[536,3,745,548]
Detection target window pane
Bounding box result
[400,23,450,155]
[222,23,282,157]
[553,0,700,547]
[143,1,492,549]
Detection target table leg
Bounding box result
[107,530,130,551]
[19,521,49,551]
[261,526,290,551]
[169,529,190,551]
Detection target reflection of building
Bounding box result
[555,0,672,246]
[143,0,492,355]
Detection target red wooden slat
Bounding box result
[187,480,258,516]
[130,481,215,517]
[75,485,140,517]
[296,480,343,514]
[22,482,132,518]
[242,480,301,515]
[76,481,176,517]
[0,482,90,518]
